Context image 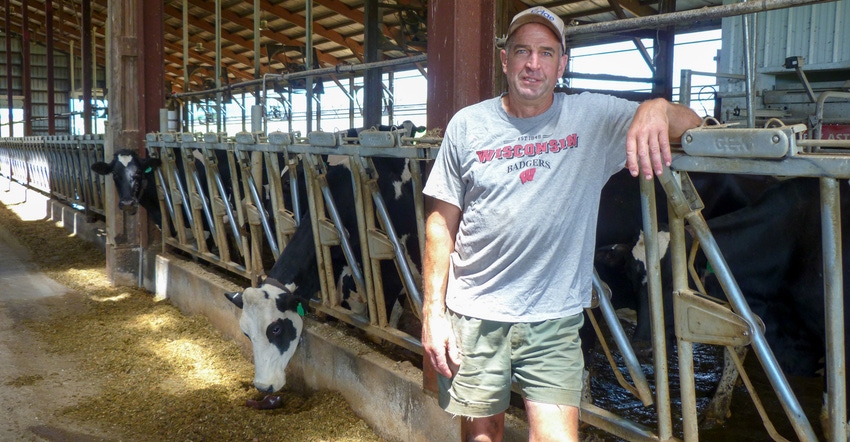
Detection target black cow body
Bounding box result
[92,148,234,237]
[601,176,844,375]
[700,177,848,377]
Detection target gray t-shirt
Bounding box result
[424,92,638,322]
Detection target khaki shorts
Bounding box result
[438,311,585,417]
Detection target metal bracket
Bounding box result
[674,289,754,347]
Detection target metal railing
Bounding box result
[0,135,106,215]
[144,128,441,353]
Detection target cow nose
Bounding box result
[118,202,138,215]
[255,382,274,394]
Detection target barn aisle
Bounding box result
[0,186,114,441]
[0,183,386,441]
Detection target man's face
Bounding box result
[500,23,567,109]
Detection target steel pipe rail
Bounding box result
[564,0,837,38]
[658,166,818,441]
[591,270,655,407]
[172,55,428,100]
[360,156,423,316]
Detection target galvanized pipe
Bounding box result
[242,160,279,257]
[174,55,428,100]
[563,0,835,37]
[155,168,177,225]
[812,91,850,141]
[667,174,699,441]
[319,181,366,295]
[367,179,423,313]
[191,167,218,240]
[680,70,693,107]
[213,168,243,251]
[304,155,367,296]
[5,0,12,136]
[820,177,847,442]
[638,177,673,440]
[287,155,302,225]
[183,0,189,130]
[171,160,195,227]
[658,167,818,441]
[591,270,654,406]
[742,8,757,128]
[215,0,223,132]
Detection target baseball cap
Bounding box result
[506,6,566,50]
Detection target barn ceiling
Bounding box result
[1,0,725,93]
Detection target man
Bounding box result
[421,6,702,442]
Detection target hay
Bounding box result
[0,202,385,442]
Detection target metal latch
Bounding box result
[682,119,807,159]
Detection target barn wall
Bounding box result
[0,35,74,135]
[720,0,850,74]
[717,1,850,125]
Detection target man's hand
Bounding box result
[422,309,460,378]
[626,98,701,180]
[422,198,463,378]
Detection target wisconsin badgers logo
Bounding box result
[519,168,536,184]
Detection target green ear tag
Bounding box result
[144,167,153,173]
[296,303,305,317]
[706,262,714,275]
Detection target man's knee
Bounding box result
[461,413,505,442]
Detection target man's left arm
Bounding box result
[625,98,702,180]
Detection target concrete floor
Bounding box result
[0,186,114,441]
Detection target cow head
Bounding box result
[225,278,305,393]
[91,149,162,214]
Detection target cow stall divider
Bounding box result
[144,128,442,353]
[0,135,106,218]
[270,129,437,352]
[644,114,850,442]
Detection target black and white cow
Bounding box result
[225,278,305,393]
[599,176,841,373]
[91,149,164,227]
[226,130,423,394]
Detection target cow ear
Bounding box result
[141,157,162,172]
[91,161,114,175]
[224,291,244,309]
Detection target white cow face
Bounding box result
[226,280,304,393]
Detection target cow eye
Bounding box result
[271,325,281,336]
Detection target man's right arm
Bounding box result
[422,197,462,378]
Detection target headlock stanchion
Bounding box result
[645,116,850,442]
[0,135,106,217]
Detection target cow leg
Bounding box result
[700,345,747,428]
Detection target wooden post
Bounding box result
[104,0,164,287]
